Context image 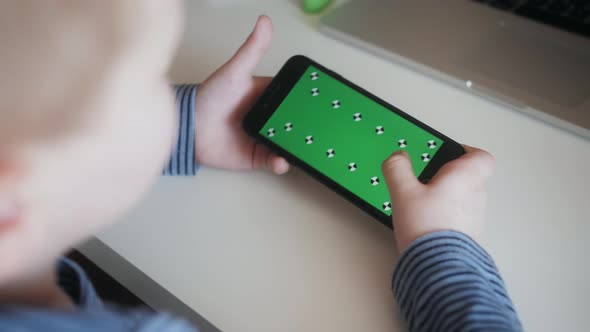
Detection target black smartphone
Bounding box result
[243,55,464,228]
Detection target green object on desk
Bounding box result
[302,0,332,13]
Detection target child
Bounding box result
[0,1,522,331]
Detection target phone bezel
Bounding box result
[243,55,465,228]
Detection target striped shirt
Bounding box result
[164,85,199,176]
[394,231,522,331]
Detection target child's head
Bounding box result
[0,1,183,284]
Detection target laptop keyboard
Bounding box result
[471,0,590,38]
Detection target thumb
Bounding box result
[225,15,273,75]
[382,151,421,201]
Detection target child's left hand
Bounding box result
[194,16,289,175]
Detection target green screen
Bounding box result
[260,66,444,216]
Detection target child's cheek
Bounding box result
[82,79,177,233]
[18,79,176,255]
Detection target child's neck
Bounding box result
[0,260,73,309]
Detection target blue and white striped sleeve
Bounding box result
[393,231,523,332]
[163,84,199,176]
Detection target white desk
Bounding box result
[79,1,590,331]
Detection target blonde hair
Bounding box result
[0,0,181,145]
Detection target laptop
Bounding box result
[320,0,590,139]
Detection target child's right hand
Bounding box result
[381,146,495,252]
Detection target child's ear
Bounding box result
[0,155,22,231]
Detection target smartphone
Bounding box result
[243,55,464,228]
